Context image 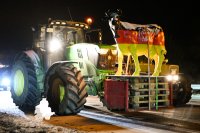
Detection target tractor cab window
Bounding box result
[53,25,85,46]
[85,29,102,44]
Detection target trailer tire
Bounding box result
[11,52,41,111]
[173,76,192,106]
[45,63,87,115]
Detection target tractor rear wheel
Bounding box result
[44,63,87,115]
[11,52,41,111]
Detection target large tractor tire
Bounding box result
[44,63,87,115]
[173,75,192,106]
[11,52,42,111]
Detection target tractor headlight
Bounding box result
[166,75,179,81]
[49,38,61,52]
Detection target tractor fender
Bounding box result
[48,60,97,77]
[84,60,97,77]
[14,50,43,72]
[24,50,43,71]
[43,61,82,97]
[45,62,61,77]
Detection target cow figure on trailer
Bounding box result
[105,9,166,76]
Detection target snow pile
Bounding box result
[34,98,55,120]
[0,91,54,120]
[0,91,26,117]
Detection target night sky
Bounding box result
[0,0,200,81]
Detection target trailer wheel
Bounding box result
[11,52,41,111]
[45,63,87,115]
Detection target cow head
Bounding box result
[104,9,122,38]
[105,9,121,22]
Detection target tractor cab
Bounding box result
[33,19,103,70]
[47,20,88,46]
[34,19,102,51]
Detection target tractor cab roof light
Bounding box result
[80,24,84,27]
[56,21,61,24]
[75,23,80,27]
[61,22,66,25]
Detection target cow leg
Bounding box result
[131,53,141,76]
[125,55,131,75]
[152,52,165,76]
[152,55,159,76]
[156,52,165,75]
[115,50,123,75]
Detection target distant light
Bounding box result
[0,64,4,68]
[191,84,200,90]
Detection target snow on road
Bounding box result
[0,91,26,117]
[0,91,54,120]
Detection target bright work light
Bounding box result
[49,38,61,52]
[167,75,179,81]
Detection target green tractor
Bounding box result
[10,19,116,115]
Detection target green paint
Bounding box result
[59,85,65,103]
[98,44,116,50]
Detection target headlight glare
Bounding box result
[49,38,61,52]
[173,75,179,81]
[1,77,10,87]
[167,75,173,81]
[166,75,179,81]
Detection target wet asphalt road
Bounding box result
[83,95,200,133]
[0,91,200,133]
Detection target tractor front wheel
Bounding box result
[44,63,87,115]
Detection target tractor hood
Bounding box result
[65,43,117,76]
[65,43,100,67]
